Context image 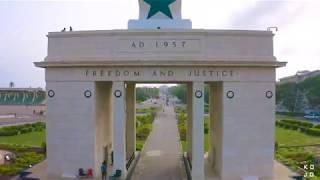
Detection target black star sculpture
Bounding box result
[144,0,176,19]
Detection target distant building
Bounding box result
[279,70,320,84]
[0,88,46,116]
[277,70,320,113]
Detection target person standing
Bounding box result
[111,151,114,165]
[101,161,107,180]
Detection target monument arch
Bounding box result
[35,0,285,179]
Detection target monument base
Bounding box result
[128,19,192,29]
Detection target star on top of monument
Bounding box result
[144,0,176,19]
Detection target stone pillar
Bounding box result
[112,81,127,177]
[95,82,112,176]
[186,83,193,163]
[191,82,205,180]
[209,82,223,176]
[46,82,96,178]
[126,82,136,160]
[215,82,275,179]
[207,83,215,165]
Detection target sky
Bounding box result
[0,0,319,88]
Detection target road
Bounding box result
[131,104,186,180]
[0,115,45,127]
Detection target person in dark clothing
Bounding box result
[111,151,114,165]
[78,168,86,176]
[101,161,107,180]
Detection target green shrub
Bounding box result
[0,144,32,152]
[0,122,45,137]
[136,124,152,141]
[136,112,155,142]
[149,107,159,113]
[315,166,320,176]
[282,151,314,162]
[20,127,33,134]
[137,113,154,125]
[0,146,45,176]
[178,124,186,141]
[314,124,320,129]
[299,126,309,133]
[280,119,314,128]
[32,122,45,129]
[299,121,314,128]
[305,128,320,136]
[174,106,186,114]
[0,129,19,136]
[204,119,209,133]
[276,121,300,130]
[136,141,144,151]
[0,164,21,176]
[276,112,305,116]
[177,112,187,125]
[16,152,44,165]
[136,108,147,113]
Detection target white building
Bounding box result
[279,70,320,84]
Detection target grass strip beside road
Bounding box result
[276,127,320,147]
[0,131,45,147]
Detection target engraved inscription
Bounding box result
[84,69,234,79]
[118,39,200,52]
[131,40,186,49]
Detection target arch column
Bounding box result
[208,82,223,176]
[209,82,275,179]
[186,83,193,164]
[126,82,136,161]
[112,81,127,177]
[191,81,205,180]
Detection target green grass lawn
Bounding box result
[0,131,45,147]
[180,127,320,152]
[276,127,320,146]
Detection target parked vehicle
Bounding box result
[304,113,320,120]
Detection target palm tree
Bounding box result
[9,81,15,88]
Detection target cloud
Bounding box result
[226,1,305,29]
[0,0,320,87]
[220,0,320,79]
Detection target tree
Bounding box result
[168,85,187,103]
[300,76,320,108]
[168,84,209,104]
[136,87,160,102]
[276,82,298,112]
[9,81,15,88]
[276,74,320,112]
